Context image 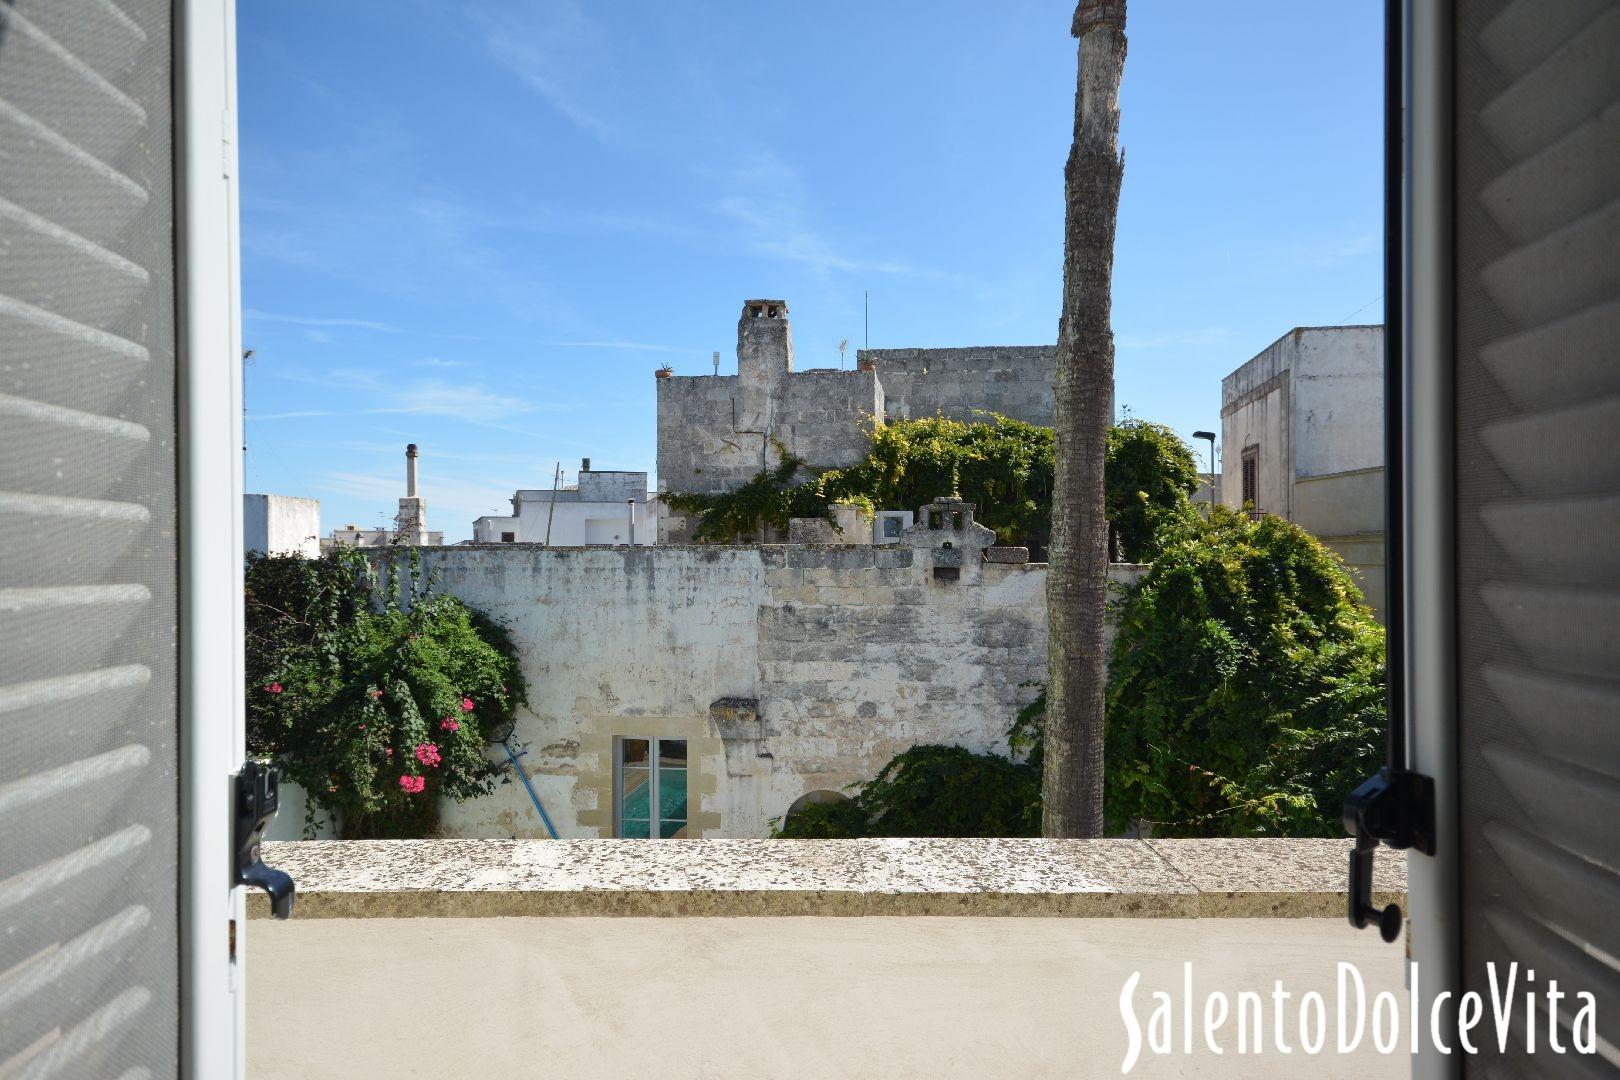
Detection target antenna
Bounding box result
[712,350,720,376]
[241,347,255,462]
[864,291,869,350]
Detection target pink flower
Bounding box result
[460,697,474,712]
[414,743,441,767]
[384,748,394,758]
[369,688,384,699]
[398,775,425,794]
[439,718,460,732]
[265,683,282,694]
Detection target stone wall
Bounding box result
[394,513,1143,839]
[859,345,1058,425]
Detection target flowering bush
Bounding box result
[245,547,528,839]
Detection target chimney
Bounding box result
[581,457,591,473]
[405,443,419,497]
[737,299,792,433]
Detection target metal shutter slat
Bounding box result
[0,99,146,243]
[1480,495,1620,585]
[1479,0,1612,76]
[1482,665,1620,777]
[0,195,151,327]
[1481,743,1620,871]
[1478,396,1620,495]
[1478,298,1620,412]
[1479,4,1620,160]
[7,986,152,1080]
[0,6,145,161]
[0,294,151,413]
[1481,583,1620,681]
[0,585,153,679]
[0,905,151,1063]
[1480,102,1620,244]
[0,396,150,499]
[8,0,146,83]
[1486,905,1620,1053]
[1479,197,1620,328]
[1481,821,1620,964]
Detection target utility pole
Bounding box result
[543,461,561,546]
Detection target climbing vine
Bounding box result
[245,547,527,839]
[666,414,1202,556]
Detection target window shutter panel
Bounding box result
[1453,0,1620,1066]
[0,1,181,1075]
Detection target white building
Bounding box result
[322,443,445,550]
[1219,325,1386,621]
[243,494,320,557]
[474,460,655,545]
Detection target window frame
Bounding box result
[1239,444,1258,509]
[612,735,689,839]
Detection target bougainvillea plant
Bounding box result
[245,547,527,839]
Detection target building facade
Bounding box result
[473,461,655,545]
[1219,325,1386,620]
[655,299,1064,540]
[243,494,320,557]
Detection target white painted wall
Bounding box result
[243,494,320,557]
[385,544,1142,840]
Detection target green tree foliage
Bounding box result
[245,548,527,839]
[666,415,1202,556]
[1105,419,1201,561]
[1104,506,1384,837]
[821,415,1054,547]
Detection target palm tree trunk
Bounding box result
[1044,0,1127,838]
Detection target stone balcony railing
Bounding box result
[249,836,1404,919]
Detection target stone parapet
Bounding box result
[249,837,1404,920]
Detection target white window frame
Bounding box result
[177,0,247,1076]
[612,736,689,839]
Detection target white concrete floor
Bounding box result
[248,917,1406,1079]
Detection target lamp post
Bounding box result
[1193,430,1217,507]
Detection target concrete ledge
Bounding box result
[251,838,1405,920]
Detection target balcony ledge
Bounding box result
[251,837,1404,920]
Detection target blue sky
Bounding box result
[238,1,1382,541]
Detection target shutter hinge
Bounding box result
[1343,768,1435,942]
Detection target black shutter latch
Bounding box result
[1343,768,1435,942]
[234,760,296,920]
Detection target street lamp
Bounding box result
[1193,431,1217,507]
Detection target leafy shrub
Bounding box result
[772,744,1040,838]
[245,548,527,838]
[1104,506,1384,836]
[1105,419,1201,561]
[660,449,862,542]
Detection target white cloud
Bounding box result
[245,308,400,332]
[1116,327,1232,350]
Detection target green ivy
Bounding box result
[245,547,528,839]
[666,414,1202,555]
[1105,419,1201,561]
[1103,506,1384,836]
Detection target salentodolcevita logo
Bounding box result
[1117,962,1599,1073]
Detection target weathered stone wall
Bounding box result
[396,533,1143,840]
[859,345,1058,425]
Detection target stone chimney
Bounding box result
[737,299,792,433]
[398,443,427,544]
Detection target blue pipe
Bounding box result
[502,739,559,839]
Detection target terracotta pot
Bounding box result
[654,369,673,379]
